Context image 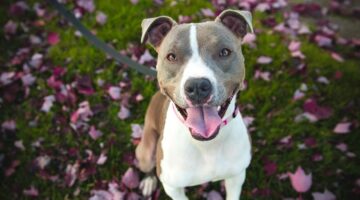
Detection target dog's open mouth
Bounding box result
[174,94,234,141]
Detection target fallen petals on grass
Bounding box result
[118,105,130,120]
[108,86,121,100]
[47,32,60,45]
[89,126,103,140]
[312,189,336,200]
[206,190,223,200]
[288,166,312,193]
[23,186,39,197]
[41,95,55,113]
[121,167,140,189]
[303,98,333,120]
[257,56,273,64]
[1,120,16,131]
[335,143,348,152]
[131,124,143,138]
[96,11,107,25]
[333,122,351,134]
[97,153,107,165]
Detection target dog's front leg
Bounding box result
[163,183,188,200]
[224,171,246,200]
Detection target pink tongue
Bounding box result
[184,107,222,138]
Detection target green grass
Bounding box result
[1,0,359,199]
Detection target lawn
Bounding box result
[1,0,359,199]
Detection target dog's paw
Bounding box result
[139,175,157,197]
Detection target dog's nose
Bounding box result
[184,78,212,104]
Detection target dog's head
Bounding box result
[141,10,253,140]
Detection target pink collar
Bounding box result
[172,103,239,128]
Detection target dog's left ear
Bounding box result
[215,9,254,38]
[141,16,177,50]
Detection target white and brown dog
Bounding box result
[135,9,253,200]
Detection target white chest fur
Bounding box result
[159,102,251,188]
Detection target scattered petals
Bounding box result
[131,124,143,138]
[121,167,140,189]
[14,140,25,151]
[206,190,223,200]
[2,120,16,131]
[118,105,130,120]
[201,8,215,17]
[335,143,347,152]
[257,56,273,64]
[47,32,60,45]
[333,122,351,134]
[254,70,271,81]
[23,186,39,197]
[312,189,336,200]
[96,11,107,25]
[89,126,103,140]
[288,166,312,193]
[41,95,55,113]
[97,153,107,165]
[108,86,121,100]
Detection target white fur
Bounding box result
[180,24,218,103]
[160,98,251,199]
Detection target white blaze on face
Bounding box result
[180,24,218,103]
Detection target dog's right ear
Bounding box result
[141,16,177,50]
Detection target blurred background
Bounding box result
[1,0,359,199]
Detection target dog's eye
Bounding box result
[166,53,177,62]
[219,48,231,57]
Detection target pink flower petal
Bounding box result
[36,155,51,169]
[97,153,107,165]
[108,86,121,100]
[0,72,15,85]
[4,20,17,35]
[288,41,301,52]
[14,140,25,151]
[23,186,39,197]
[77,0,95,13]
[288,166,312,193]
[96,11,107,25]
[336,143,348,152]
[121,167,140,189]
[312,189,336,200]
[89,126,103,140]
[130,0,139,5]
[138,50,154,65]
[257,56,273,64]
[303,98,332,120]
[118,105,130,120]
[71,101,93,123]
[131,124,143,138]
[293,89,305,101]
[242,33,256,46]
[264,161,277,176]
[254,70,271,81]
[201,8,215,17]
[207,190,223,200]
[315,34,332,47]
[47,32,60,45]
[21,74,36,86]
[243,116,255,127]
[331,52,344,62]
[333,122,351,134]
[2,120,16,131]
[41,95,55,113]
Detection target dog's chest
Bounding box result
[159,105,251,187]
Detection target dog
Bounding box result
[135,9,253,200]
